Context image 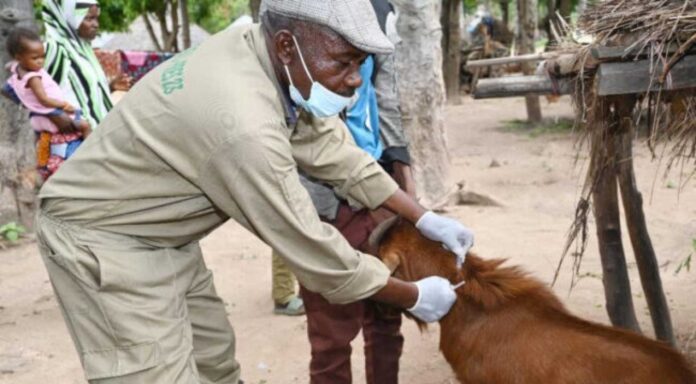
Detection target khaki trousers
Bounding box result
[36,212,241,383]
[271,252,297,305]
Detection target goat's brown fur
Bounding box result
[378,220,696,384]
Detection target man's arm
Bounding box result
[291,113,400,210]
[200,123,402,305]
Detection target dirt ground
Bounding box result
[1,96,695,384]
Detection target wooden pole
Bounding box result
[591,99,642,333]
[473,75,573,99]
[465,52,558,68]
[615,96,675,345]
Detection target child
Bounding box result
[2,27,91,180]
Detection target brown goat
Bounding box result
[377,219,696,384]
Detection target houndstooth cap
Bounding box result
[261,0,394,54]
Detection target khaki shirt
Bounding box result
[39,24,398,304]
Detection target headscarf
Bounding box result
[42,0,112,127]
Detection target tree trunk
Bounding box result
[615,96,675,345]
[168,0,180,52]
[0,0,38,229]
[250,0,262,23]
[441,0,462,105]
[180,0,191,49]
[392,0,450,206]
[559,0,572,21]
[142,14,163,51]
[500,0,510,27]
[546,0,557,46]
[155,7,169,51]
[517,0,543,122]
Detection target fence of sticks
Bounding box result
[470,0,696,346]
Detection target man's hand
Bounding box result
[415,211,474,267]
[407,276,457,322]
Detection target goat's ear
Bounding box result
[381,250,401,273]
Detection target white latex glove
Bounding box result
[415,211,474,267]
[407,276,457,323]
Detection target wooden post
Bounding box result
[615,96,676,345]
[591,99,642,333]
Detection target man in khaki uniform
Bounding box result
[36,1,475,382]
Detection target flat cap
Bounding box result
[261,0,395,54]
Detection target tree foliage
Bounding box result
[95,0,249,34]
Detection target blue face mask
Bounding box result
[284,36,357,118]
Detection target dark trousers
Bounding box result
[301,204,404,384]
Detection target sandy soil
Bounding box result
[1,96,695,384]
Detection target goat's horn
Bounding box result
[367,215,401,249]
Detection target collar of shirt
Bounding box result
[249,24,298,127]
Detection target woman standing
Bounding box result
[41,0,130,127]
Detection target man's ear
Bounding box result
[274,30,296,66]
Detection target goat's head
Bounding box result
[374,218,557,312]
[374,217,462,284]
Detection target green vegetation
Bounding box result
[190,0,250,33]
[0,222,26,243]
[674,240,695,276]
[674,254,692,276]
[502,117,575,137]
[34,0,253,34]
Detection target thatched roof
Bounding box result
[571,0,696,165]
[580,0,696,57]
[101,16,211,51]
[554,0,696,286]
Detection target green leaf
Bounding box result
[4,230,19,242]
[0,222,19,234]
[674,254,692,276]
[0,222,26,241]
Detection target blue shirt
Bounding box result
[345,56,383,160]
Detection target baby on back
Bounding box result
[2,27,91,180]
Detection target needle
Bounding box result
[451,280,466,290]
